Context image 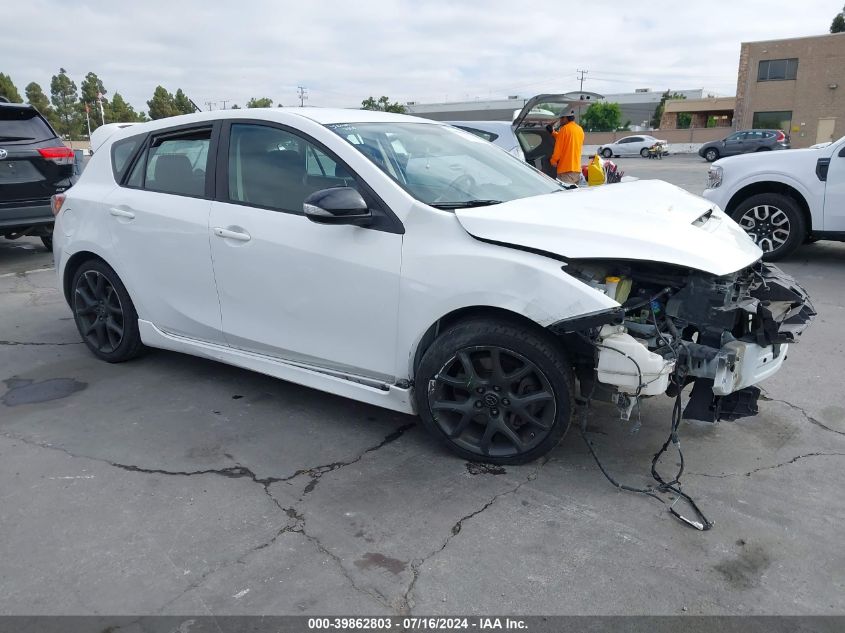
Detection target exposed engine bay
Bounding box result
[551,259,816,423]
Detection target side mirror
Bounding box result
[303,187,372,227]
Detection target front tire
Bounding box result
[602,148,613,158]
[704,148,719,162]
[415,318,573,464]
[731,193,806,261]
[71,259,144,362]
[640,148,649,158]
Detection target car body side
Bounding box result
[55,109,616,415]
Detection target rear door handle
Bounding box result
[213,227,251,242]
[109,207,135,219]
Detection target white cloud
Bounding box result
[4,0,839,112]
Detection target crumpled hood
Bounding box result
[455,179,762,276]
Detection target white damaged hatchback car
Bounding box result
[53,109,815,464]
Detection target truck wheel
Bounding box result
[415,317,573,464]
[731,193,806,261]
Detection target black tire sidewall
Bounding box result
[705,148,719,162]
[415,318,573,464]
[602,148,612,158]
[41,234,53,251]
[731,193,806,261]
[640,148,649,157]
[71,259,144,362]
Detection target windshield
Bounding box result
[328,122,562,208]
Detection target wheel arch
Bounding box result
[726,181,812,232]
[411,305,559,379]
[62,250,111,306]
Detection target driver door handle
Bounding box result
[213,227,251,242]
[109,207,135,219]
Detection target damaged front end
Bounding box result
[550,260,815,422]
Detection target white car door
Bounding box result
[105,124,224,344]
[208,121,403,382]
[823,141,845,230]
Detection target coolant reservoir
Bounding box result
[595,325,675,396]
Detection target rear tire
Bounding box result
[704,148,719,162]
[41,234,53,251]
[415,317,573,464]
[731,193,805,261]
[602,148,613,158]
[71,259,145,362]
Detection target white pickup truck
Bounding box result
[703,135,845,260]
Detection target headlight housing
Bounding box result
[707,165,723,189]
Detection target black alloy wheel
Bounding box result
[74,270,125,353]
[71,260,144,362]
[416,318,573,464]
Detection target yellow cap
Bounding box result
[605,276,621,282]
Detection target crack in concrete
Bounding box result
[1,423,415,611]
[397,456,550,614]
[0,340,83,346]
[690,452,845,478]
[760,394,845,437]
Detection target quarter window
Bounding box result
[757,58,798,81]
[227,123,357,213]
[111,135,143,181]
[143,129,211,197]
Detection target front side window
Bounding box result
[329,122,561,208]
[758,58,798,81]
[227,123,357,212]
[143,129,210,197]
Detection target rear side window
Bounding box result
[0,107,55,143]
[111,136,143,181]
[143,128,211,197]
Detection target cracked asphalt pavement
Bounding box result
[2,168,845,615]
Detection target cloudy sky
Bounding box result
[5,0,842,112]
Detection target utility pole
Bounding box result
[575,69,588,120]
[297,86,308,107]
[220,99,230,110]
[205,101,215,111]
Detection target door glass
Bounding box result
[228,123,357,213]
[144,129,211,197]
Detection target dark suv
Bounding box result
[698,129,790,162]
[0,98,77,250]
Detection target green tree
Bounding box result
[0,73,23,102]
[147,86,179,119]
[651,90,687,129]
[361,95,406,113]
[78,72,108,131]
[109,93,146,123]
[832,4,845,32]
[173,88,196,115]
[246,97,273,108]
[677,112,692,129]
[50,68,81,139]
[25,82,60,129]
[580,102,623,132]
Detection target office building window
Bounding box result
[757,58,798,81]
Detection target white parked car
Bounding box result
[704,135,845,260]
[599,135,668,158]
[52,108,814,464]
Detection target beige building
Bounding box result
[660,96,736,130]
[734,32,845,148]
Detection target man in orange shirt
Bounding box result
[550,109,585,185]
